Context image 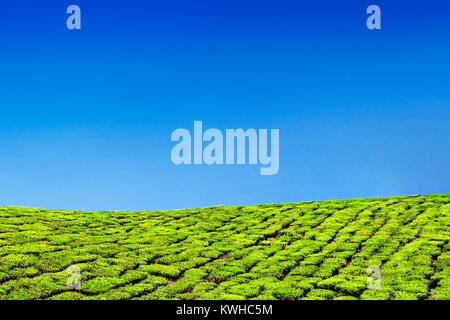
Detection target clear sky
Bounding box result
[0,0,449,211]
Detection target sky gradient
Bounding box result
[0,0,449,211]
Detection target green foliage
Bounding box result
[0,193,449,300]
[273,287,303,300]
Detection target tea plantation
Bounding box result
[0,194,449,300]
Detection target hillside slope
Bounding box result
[0,194,449,300]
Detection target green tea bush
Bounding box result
[0,194,448,300]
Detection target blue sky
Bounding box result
[0,0,449,210]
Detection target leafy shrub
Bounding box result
[0,194,448,300]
